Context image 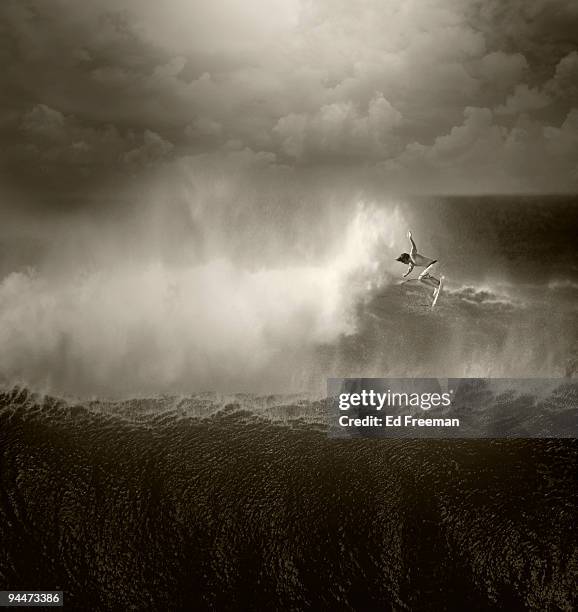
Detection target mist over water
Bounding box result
[0,165,576,397]
[0,169,406,396]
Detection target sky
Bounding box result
[0,0,577,199]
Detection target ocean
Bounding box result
[0,196,577,609]
[1,387,576,610]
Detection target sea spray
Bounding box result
[0,201,404,396]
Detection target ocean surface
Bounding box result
[1,196,577,609]
[1,386,576,611]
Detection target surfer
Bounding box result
[396,231,444,305]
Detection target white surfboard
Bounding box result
[431,275,444,310]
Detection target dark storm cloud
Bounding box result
[0,0,577,194]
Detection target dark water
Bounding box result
[1,387,576,611]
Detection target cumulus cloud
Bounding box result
[274,94,402,161]
[495,84,551,115]
[381,106,578,192]
[544,109,578,181]
[1,0,578,193]
[545,51,578,104]
[476,51,528,90]
[122,130,174,166]
[19,104,173,170]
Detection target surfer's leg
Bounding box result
[418,260,437,280]
[419,276,438,289]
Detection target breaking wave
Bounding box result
[0,202,404,397]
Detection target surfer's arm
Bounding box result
[407,231,417,258]
[402,262,414,278]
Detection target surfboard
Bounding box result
[431,275,444,310]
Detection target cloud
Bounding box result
[546,51,578,104]
[381,107,504,190]
[19,104,173,169]
[381,106,578,192]
[122,130,174,166]
[274,94,402,161]
[1,0,578,193]
[544,109,578,180]
[476,51,528,90]
[495,84,551,115]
